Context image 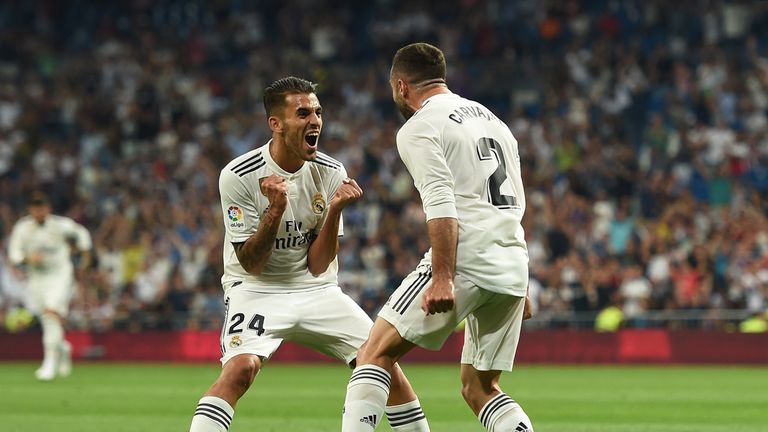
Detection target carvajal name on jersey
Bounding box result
[448,105,501,124]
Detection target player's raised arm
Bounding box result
[236,174,288,275]
[307,176,362,276]
[221,169,287,276]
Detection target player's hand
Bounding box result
[26,252,46,270]
[260,175,289,214]
[421,279,455,315]
[330,178,363,210]
[523,295,533,320]
[27,252,45,265]
[11,265,26,280]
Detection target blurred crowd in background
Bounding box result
[1,0,767,332]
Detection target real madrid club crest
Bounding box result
[229,335,242,348]
[312,192,325,214]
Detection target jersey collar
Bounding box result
[262,139,310,179]
[414,92,458,116]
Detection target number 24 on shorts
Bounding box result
[227,313,265,336]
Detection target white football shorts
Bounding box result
[26,266,75,316]
[378,263,525,371]
[219,284,373,366]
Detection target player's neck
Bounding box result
[269,139,303,173]
[413,85,451,109]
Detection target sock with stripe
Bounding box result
[342,365,391,431]
[386,398,430,431]
[189,396,234,432]
[478,393,533,432]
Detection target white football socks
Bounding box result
[342,365,391,431]
[386,398,430,431]
[40,314,63,372]
[189,396,234,432]
[478,393,533,432]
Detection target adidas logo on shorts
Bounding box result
[360,414,377,427]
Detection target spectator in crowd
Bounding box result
[1,0,767,331]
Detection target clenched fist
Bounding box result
[330,178,363,210]
[422,279,455,315]
[259,175,289,214]
[523,295,533,320]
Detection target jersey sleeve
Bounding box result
[219,169,260,243]
[397,119,457,221]
[61,217,93,251]
[7,221,25,265]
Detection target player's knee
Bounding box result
[460,375,498,408]
[223,355,261,393]
[357,345,397,370]
[41,310,61,321]
[355,341,374,364]
[460,380,475,405]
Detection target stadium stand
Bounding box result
[1,0,767,333]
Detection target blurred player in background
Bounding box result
[7,191,92,381]
[342,43,534,431]
[189,77,429,432]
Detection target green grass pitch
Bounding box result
[0,362,766,431]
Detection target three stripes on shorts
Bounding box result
[392,266,432,314]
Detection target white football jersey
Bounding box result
[219,141,347,293]
[8,214,92,274]
[397,92,528,296]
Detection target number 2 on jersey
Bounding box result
[227,313,265,336]
[476,137,518,209]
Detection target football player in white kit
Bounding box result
[7,191,92,381]
[342,43,535,432]
[189,77,429,432]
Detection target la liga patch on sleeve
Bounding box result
[227,205,245,229]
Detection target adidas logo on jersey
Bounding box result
[359,414,377,427]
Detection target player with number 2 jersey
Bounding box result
[395,92,528,298]
[342,43,533,432]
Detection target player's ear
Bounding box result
[268,115,283,133]
[398,79,409,99]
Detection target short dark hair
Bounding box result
[28,191,49,206]
[391,43,447,85]
[263,76,317,117]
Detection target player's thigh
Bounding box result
[219,289,293,366]
[379,265,481,350]
[29,271,74,316]
[461,283,525,372]
[291,286,373,364]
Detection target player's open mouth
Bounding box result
[305,132,319,148]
